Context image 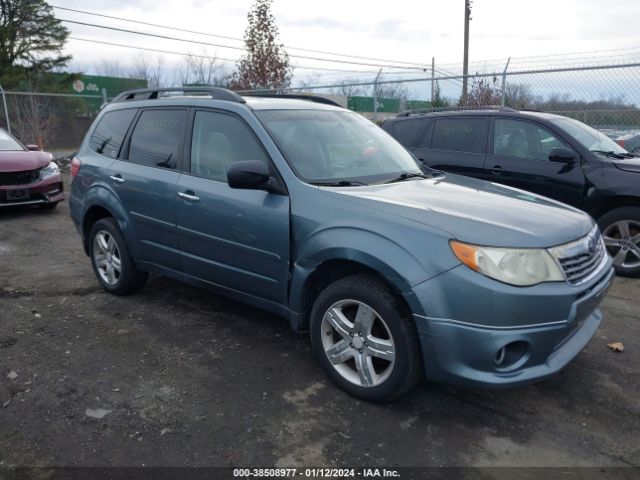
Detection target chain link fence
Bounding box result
[2,60,640,153]
[248,61,640,138]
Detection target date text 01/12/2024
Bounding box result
[232,468,401,478]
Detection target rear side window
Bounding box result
[431,117,487,153]
[127,109,186,169]
[89,109,137,159]
[391,119,426,147]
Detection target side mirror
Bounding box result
[26,144,41,151]
[227,160,271,190]
[549,147,576,164]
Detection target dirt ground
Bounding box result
[0,184,639,473]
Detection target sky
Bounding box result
[54,0,640,84]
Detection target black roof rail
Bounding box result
[111,87,246,104]
[396,105,517,117]
[241,92,343,108]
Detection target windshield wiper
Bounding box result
[383,172,431,184]
[310,180,368,187]
[590,149,628,159]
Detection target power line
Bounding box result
[54,8,433,70]
[68,37,402,74]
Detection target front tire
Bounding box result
[310,274,422,402]
[597,207,640,277]
[88,218,148,294]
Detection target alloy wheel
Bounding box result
[603,220,640,269]
[320,299,395,388]
[93,230,122,286]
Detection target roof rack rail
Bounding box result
[241,92,343,108]
[111,87,246,104]
[396,105,517,117]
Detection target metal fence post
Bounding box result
[373,68,382,122]
[501,57,511,106]
[0,84,10,134]
[431,57,435,103]
[101,88,108,106]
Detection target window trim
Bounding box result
[120,106,188,171]
[183,107,288,194]
[428,116,489,154]
[89,107,138,160]
[488,116,575,162]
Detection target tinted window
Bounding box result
[432,118,487,153]
[494,119,567,160]
[190,111,268,182]
[391,119,426,146]
[89,109,137,159]
[128,109,186,169]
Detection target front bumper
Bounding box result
[0,174,64,207]
[410,261,614,388]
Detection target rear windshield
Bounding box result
[0,130,24,151]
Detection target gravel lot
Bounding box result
[0,184,639,473]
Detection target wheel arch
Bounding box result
[587,195,640,221]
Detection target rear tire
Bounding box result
[310,273,422,402]
[88,218,148,294]
[597,207,640,277]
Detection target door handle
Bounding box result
[109,175,125,184]
[178,191,200,202]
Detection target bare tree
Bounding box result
[460,75,502,106]
[94,60,129,78]
[12,91,57,147]
[130,54,167,88]
[177,54,229,87]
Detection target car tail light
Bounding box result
[70,157,81,179]
[616,139,625,148]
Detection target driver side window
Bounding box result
[190,111,269,182]
[494,118,566,161]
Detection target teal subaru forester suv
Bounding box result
[70,87,614,402]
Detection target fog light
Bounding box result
[493,341,529,369]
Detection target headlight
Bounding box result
[450,240,564,286]
[39,161,60,180]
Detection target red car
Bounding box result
[0,128,64,209]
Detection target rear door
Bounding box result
[176,109,290,303]
[411,116,488,178]
[486,117,585,207]
[109,108,187,271]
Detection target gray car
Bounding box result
[69,88,614,402]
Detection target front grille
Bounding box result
[0,168,40,186]
[551,227,606,285]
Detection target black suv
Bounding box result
[382,108,640,277]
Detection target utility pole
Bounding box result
[462,0,472,103]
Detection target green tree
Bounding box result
[230,0,291,90]
[0,0,70,86]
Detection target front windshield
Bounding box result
[255,109,423,185]
[550,117,628,154]
[0,130,24,151]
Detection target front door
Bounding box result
[486,117,585,207]
[176,109,290,303]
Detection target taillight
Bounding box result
[70,157,81,179]
[616,139,625,148]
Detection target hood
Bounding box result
[612,157,640,173]
[0,150,52,172]
[324,173,594,248]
